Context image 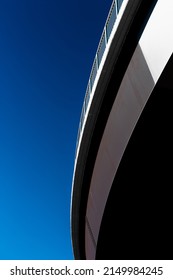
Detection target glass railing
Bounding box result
[75,0,124,156]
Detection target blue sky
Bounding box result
[0,0,112,259]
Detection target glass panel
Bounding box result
[84,84,90,112]
[117,0,124,12]
[97,32,106,66]
[106,1,117,40]
[81,105,85,125]
[90,59,97,89]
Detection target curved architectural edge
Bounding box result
[71,0,158,259]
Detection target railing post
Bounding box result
[104,26,108,46]
[96,54,99,71]
[115,0,118,16]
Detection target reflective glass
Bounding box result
[106,2,117,40]
[117,0,124,12]
[97,33,106,66]
[90,59,97,89]
[84,84,90,113]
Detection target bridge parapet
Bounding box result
[75,0,125,157]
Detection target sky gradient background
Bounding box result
[0,0,112,259]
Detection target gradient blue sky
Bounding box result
[0,0,112,259]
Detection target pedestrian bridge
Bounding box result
[71,0,173,259]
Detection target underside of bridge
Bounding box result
[96,54,173,260]
[71,0,173,260]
